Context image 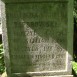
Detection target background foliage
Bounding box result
[0,44,5,74]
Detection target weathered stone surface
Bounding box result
[1,0,73,77]
[2,0,68,3]
[33,75,73,77]
[5,2,68,73]
[0,2,1,22]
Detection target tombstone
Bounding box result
[1,0,73,77]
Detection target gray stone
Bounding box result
[1,0,73,77]
[33,76,73,77]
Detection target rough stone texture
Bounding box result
[0,0,2,34]
[1,0,73,77]
[1,75,74,77]
[5,1,68,73]
[2,0,68,3]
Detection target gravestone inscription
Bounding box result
[1,0,73,77]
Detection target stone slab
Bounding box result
[1,0,73,77]
[5,2,68,73]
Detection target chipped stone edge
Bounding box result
[1,0,11,77]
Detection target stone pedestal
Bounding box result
[33,76,73,77]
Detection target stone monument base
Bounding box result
[33,75,73,77]
[1,72,73,77]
